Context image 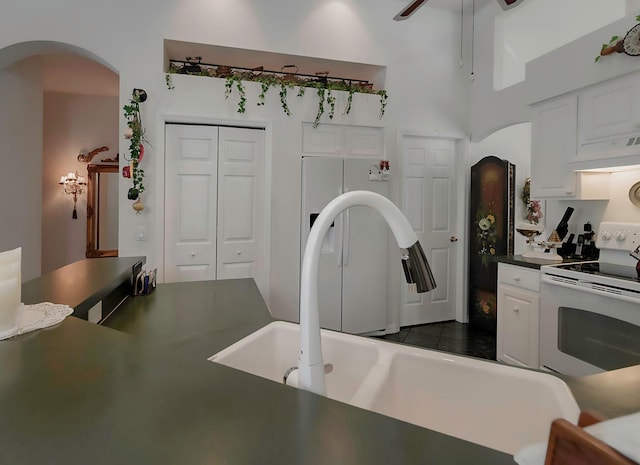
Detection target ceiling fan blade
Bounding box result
[393,0,429,21]
[496,0,527,11]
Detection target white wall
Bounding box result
[601,169,640,223]
[42,91,119,273]
[543,169,640,243]
[0,0,469,322]
[494,0,627,90]
[468,123,532,254]
[471,4,640,141]
[0,59,42,281]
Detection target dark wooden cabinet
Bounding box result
[468,156,515,333]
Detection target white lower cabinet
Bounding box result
[497,263,540,368]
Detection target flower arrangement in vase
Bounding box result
[521,178,543,225]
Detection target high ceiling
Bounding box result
[394,0,492,15]
[38,0,494,96]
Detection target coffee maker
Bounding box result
[574,221,598,260]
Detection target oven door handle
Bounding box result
[542,274,640,305]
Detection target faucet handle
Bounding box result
[401,241,437,294]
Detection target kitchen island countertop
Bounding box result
[1,259,638,464]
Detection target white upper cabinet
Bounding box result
[530,93,610,200]
[302,124,384,156]
[576,71,640,167]
[530,94,579,198]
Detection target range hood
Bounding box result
[570,136,640,171]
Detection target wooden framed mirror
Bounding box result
[86,164,119,258]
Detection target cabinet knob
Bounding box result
[191,251,196,257]
[513,275,521,281]
[237,250,242,255]
[450,236,458,242]
[512,307,520,312]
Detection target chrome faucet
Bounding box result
[297,191,436,396]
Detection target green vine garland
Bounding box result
[378,90,388,119]
[279,82,293,116]
[314,87,326,128]
[344,88,355,115]
[326,89,335,120]
[123,90,148,207]
[225,75,247,113]
[168,63,388,126]
[258,82,270,105]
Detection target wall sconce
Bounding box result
[59,171,87,219]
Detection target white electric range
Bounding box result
[539,222,640,377]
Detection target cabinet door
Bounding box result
[217,127,266,296]
[344,126,384,156]
[530,95,578,198]
[497,284,540,368]
[302,124,343,154]
[302,124,384,157]
[578,72,640,150]
[164,124,219,282]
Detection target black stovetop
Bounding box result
[553,261,640,283]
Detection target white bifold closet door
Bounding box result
[301,156,388,334]
[164,124,266,297]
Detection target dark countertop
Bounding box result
[2,270,513,465]
[561,368,640,419]
[2,261,638,464]
[21,256,144,319]
[494,254,588,270]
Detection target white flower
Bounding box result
[478,218,491,231]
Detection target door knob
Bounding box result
[450,236,458,242]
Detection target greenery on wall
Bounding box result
[123,89,148,212]
[166,60,388,127]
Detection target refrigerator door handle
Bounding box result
[343,192,350,267]
[336,188,344,267]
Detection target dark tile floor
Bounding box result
[375,321,497,361]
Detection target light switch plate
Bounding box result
[136,225,147,241]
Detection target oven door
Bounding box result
[541,274,640,377]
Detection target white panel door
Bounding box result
[164,124,219,282]
[401,137,458,325]
[341,158,388,334]
[301,156,343,331]
[217,127,266,297]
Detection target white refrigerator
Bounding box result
[301,156,390,334]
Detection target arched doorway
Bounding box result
[0,41,119,279]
